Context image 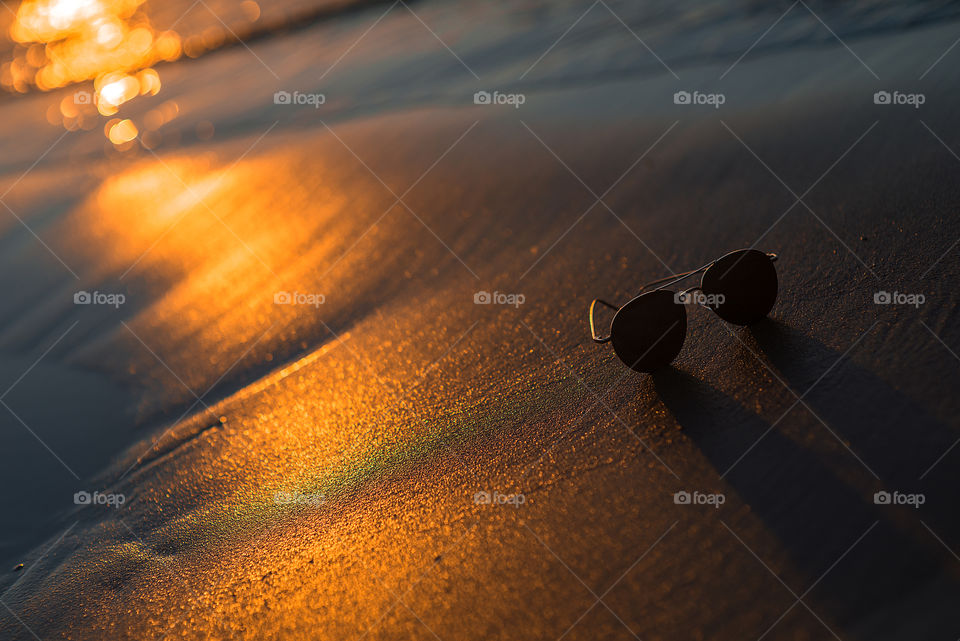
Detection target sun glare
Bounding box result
[4,0,262,145]
[7,0,182,91]
[3,0,186,144]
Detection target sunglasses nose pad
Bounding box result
[610,290,687,373]
[702,249,778,325]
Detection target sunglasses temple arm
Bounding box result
[589,298,617,343]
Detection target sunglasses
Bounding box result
[589,249,779,372]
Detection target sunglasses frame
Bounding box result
[589,249,778,345]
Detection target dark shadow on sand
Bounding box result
[748,318,960,538]
[652,364,960,638]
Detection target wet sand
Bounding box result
[0,2,959,639]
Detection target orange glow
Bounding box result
[6,0,184,144]
[143,99,179,130]
[107,118,138,144]
[9,0,180,88]
[9,0,181,88]
[240,0,261,22]
[56,148,365,398]
[96,71,139,114]
[136,68,160,94]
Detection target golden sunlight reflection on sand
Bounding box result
[58,142,365,403]
[46,117,493,462]
[48,143,492,624]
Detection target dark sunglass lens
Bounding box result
[610,290,687,373]
[702,249,778,325]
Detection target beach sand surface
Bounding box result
[0,1,958,638]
